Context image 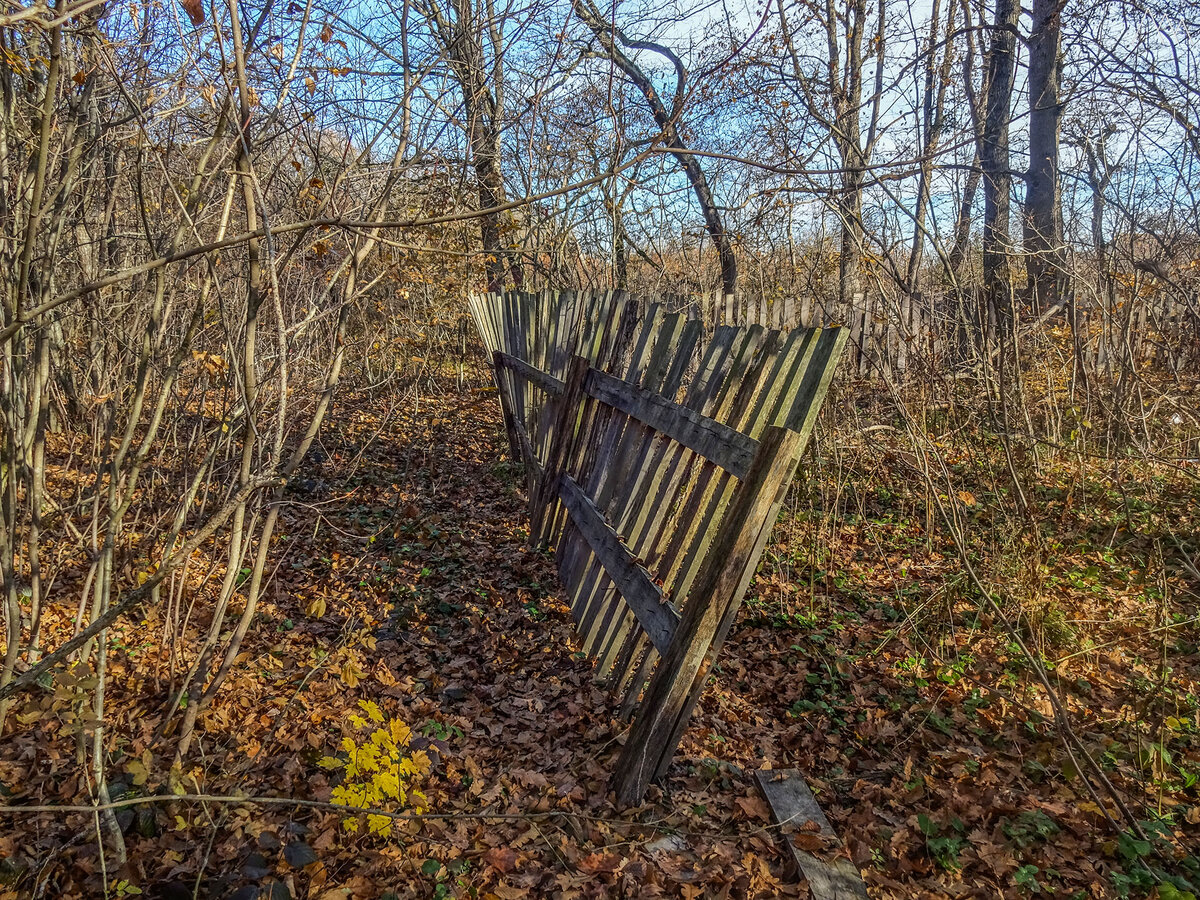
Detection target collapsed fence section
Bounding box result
[468,290,640,499]
[469,290,847,803]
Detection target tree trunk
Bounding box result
[981,0,1021,326]
[1025,0,1065,314]
[465,89,510,293]
[837,163,864,306]
[442,0,520,293]
[949,154,982,278]
[947,0,987,284]
[830,0,869,309]
[906,0,955,294]
[574,0,737,296]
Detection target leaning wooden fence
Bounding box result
[469,290,848,803]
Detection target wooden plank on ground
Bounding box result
[753,769,869,900]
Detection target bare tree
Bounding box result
[980,0,1022,324]
[1025,0,1066,314]
[947,0,988,281]
[773,0,886,309]
[573,0,738,297]
[905,0,958,295]
[415,0,523,291]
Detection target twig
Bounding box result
[879,371,1152,844]
[0,475,282,703]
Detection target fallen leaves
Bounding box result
[578,851,621,874]
[734,793,771,822]
[4,372,1199,900]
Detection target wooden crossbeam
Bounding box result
[495,350,565,396]
[584,369,757,478]
[558,474,679,654]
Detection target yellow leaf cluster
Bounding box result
[325,701,432,837]
[191,350,228,377]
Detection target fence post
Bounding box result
[611,425,806,805]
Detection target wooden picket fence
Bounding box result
[469,290,848,803]
[674,291,936,376]
[1075,293,1200,373]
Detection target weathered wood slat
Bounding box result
[584,306,667,509]
[665,328,818,609]
[544,292,629,549]
[784,328,850,438]
[495,350,565,396]
[531,291,560,460]
[650,333,848,780]
[503,294,525,448]
[531,356,590,545]
[516,295,535,449]
[612,425,807,803]
[490,351,523,464]
[553,364,615,615]
[605,327,746,692]
[603,326,742,686]
[585,316,691,673]
[657,324,777,578]
[575,309,674,660]
[754,769,869,899]
[652,327,770,593]
[584,369,757,479]
[595,320,701,684]
[558,474,679,654]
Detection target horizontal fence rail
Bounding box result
[469,290,848,804]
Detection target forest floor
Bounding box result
[2,368,1199,900]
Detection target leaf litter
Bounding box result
[0,372,1197,899]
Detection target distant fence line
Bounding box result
[604,288,1200,377]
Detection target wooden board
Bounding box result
[585,368,757,478]
[753,769,869,900]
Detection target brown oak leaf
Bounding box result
[578,852,620,874]
[180,0,204,25]
[483,847,518,874]
[734,794,771,822]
